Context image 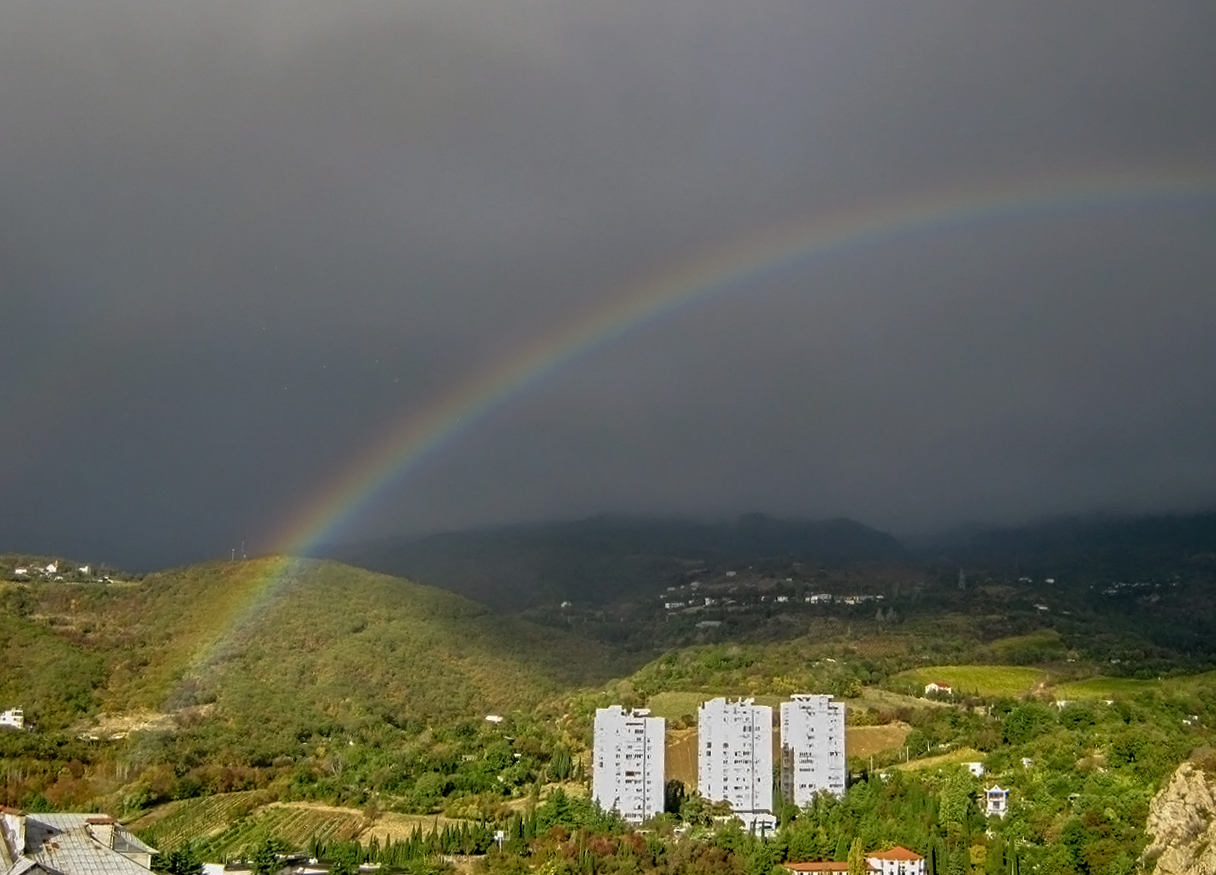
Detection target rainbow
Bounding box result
[185,169,1216,672]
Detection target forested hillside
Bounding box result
[0,557,626,813]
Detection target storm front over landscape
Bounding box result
[3,1,1216,570]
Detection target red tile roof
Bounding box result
[868,846,923,861]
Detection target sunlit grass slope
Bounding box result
[895,665,1046,698]
[1052,671,1216,700]
[5,559,623,729]
[178,558,624,725]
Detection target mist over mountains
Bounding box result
[318,509,1216,611]
[914,510,1216,581]
[318,514,906,610]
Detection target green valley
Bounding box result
[4,519,1216,875]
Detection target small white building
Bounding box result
[780,694,846,805]
[964,761,985,778]
[867,847,925,875]
[0,709,24,730]
[983,785,1010,818]
[699,697,774,831]
[593,706,665,824]
[923,682,953,696]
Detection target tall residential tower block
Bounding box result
[698,697,774,831]
[592,706,665,824]
[780,694,846,806]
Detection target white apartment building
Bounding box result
[780,693,846,806]
[592,706,665,824]
[698,697,775,832]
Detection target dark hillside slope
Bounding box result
[322,514,907,610]
[917,511,1216,580]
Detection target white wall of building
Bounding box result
[866,850,925,875]
[0,709,24,730]
[698,697,773,822]
[592,706,665,824]
[780,694,846,806]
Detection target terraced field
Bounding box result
[131,795,365,859]
[129,792,263,849]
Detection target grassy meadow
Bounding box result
[895,665,1047,698]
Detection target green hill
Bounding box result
[3,557,623,727]
[0,558,630,813]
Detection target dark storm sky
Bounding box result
[3,1,1216,569]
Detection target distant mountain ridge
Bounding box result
[914,510,1216,580]
[319,513,908,611]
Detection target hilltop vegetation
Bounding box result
[3,557,622,716]
[0,558,625,813]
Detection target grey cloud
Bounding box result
[2,1,1215,567]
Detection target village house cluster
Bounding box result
[662,584,884,613]
[9,561,110,584]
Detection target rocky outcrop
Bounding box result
[1143,762,1216,874]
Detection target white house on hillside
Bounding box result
[866,847,925,875]
[984,786,1010,818]
[0,710,23,731]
